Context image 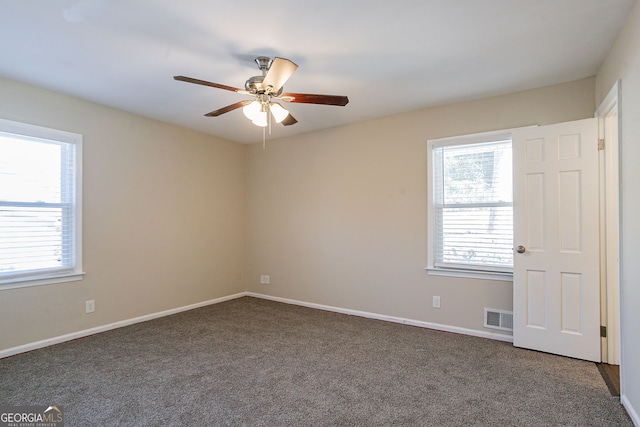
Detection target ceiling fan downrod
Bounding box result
[255,56,272,75]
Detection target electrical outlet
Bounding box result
[260,275,270,285]
[85,300,95,313]
[432,296,441,309]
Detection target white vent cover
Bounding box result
[484,308,513,331]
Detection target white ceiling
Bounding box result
[0,0,635,143]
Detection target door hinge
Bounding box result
[598,138,605,151]
[601,325,607,338]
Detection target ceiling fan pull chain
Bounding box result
[262,126,266,150]
[269,108,273,135]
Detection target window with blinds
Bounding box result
[0,119,83,287]
[428,132,513,278]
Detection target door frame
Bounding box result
[595,80,621,367]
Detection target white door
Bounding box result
[512,118,600,362]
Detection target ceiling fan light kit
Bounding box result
[174,56,349,133]
[242,97,290,127]
[268,103,290,123]
[242,100,266,125]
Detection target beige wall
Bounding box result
[596,0,640,421]
[0,75,599,351]
[0,78,247,351]
[246,77,596,335]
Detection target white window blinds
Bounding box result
[431,139,513,272]
[0,120,82,285]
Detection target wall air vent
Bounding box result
[484,308,513,332]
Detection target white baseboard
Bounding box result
[2,291,514,360]
[246,292,514,343]
[621,395,640,427]
[0,292,247,359]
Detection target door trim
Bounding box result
[595,81,622,367]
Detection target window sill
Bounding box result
[0,271,85,290]
[425,267,513,282]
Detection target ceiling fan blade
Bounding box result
[204,100,251,117]
[174,75,244,93]
[280,93,349,106]
[281,113,298,126]
[262,57,298,94]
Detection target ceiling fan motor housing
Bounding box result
[245,75,283,96]
[245,75,264,92]
[244,56,286,95]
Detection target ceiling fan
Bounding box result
[174,56,349,128]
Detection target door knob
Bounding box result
[516,245,526,254]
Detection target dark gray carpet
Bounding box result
[0,297,632,426]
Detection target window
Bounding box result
[427,130,513,281]
[0,119,83,288]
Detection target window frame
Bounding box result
[0,118,84,290]
[426,129,514,282]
